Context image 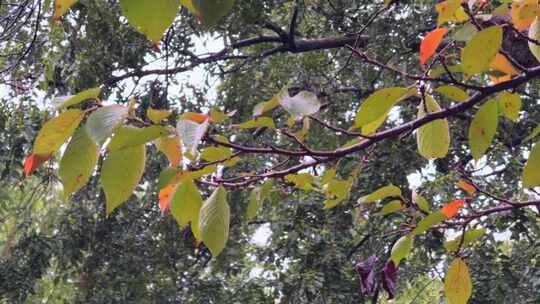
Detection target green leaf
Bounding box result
[285,173,314,191]
[462,25,502,75]
[412,211,447,235]
[192,0,235,27]
[444,228,486,252]
[413,192,430,213]
[199,186,230,257]
[147,108,172,124]
[391,235,414,266]
[59,128,99,198]
[119,0,180,44]
[417,95,450,159]
[55,87,101,109]
[444,258,472,304]
[357,184,401,204]
[33,109,84,155]
[253,94,279,116]
[209,108,229,123]
[523,140,540,188]
[190,165,217,179]
[278,87,321,120]
[85,105,129,144]
[323,178,353,209]
[468,99,499,160]
[452,23,478,42]
[524,123,540,142]
[101,144,146,215]
[232,117,275,129]
[200,146,232,162]
[529,18,540,62]
[170,177,203,239]
[108,125,168,151]
[377,200,404,216]
[497,92,521,122]
[354,87,408,128]
[246,187,262,220]
[435,85,470,102]
[176,118,209,156]
[157,167,181,190]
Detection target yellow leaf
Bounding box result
[523,140,540,188]
[489,53,519,76]
[462,26,503,75]
[33,109,84,155]
[468,99,499,160]
[53,0,77,20]
[417,95,450,159]
[147,108,172,124]
[155,135,182,167]
[444,258,472,304]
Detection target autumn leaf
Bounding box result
[445,258,472,304]
[441,199,465,219]
[420,28,448,65]
[456,180,476,195]
[23,154,51,177]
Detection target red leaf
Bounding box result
[420,28,448,65]
[441,199,465,219]
[23,154,51,176]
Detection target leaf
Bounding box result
[468,99,499,160]
[285,173,314,191]
[391,235,414,266]
[54,87,101,109]
[358,184,401,204]
[170,177,203,239]
[108,125,168,151]
[179,112,210,123]
[435,85,470,102]
[524,123,540,142]
[199,186,230,257]
[119,0,180,44]
[441,199,465,219]
[413,192,430,212]
[377,200,404,216]
[253,94,280,116]
[512,0,538,31]
[444,258,472,304]
[157,168,181,190]
[23,154,51,177]
[147,108,172,124]
[53,0,77,20]
[155,135,182,167]
[497,92,521,122]
[456,180,476,195]
[523,140,540,188]
[59,128,99,198]
[295,117,310,141]
[417,95,450,159]
[444,228,486,252]
[436,0,468,26]
[323,178,353,208]
[278,87,321,120]
[192,0,235,27]
[412,211,447,235]
[529,17,540,62]
[232,117,275,129]
[33,109,84,155]
[246,180,273,220]
[85,105,129,144]
[176,117,209,157]
[489,53,519,76]
[200,146,232,162]
[100,144,146,215]
[420,28,448,65]
[452,23,478,42]
[354,87,408,128]
[382,261,398,299]
[209,108,231,123]
[355,255,378,296]
[461,26,502,75]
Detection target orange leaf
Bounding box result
[456,180,476,195]
[489,53,519,76]
[155,135,182,167]
[420,28,448,65]
[489,74,512,85]
[511,0,538,32]
[157,171,186,212]
[441,199,465,219]
[23,154,51,176]
[180,112,209,124]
